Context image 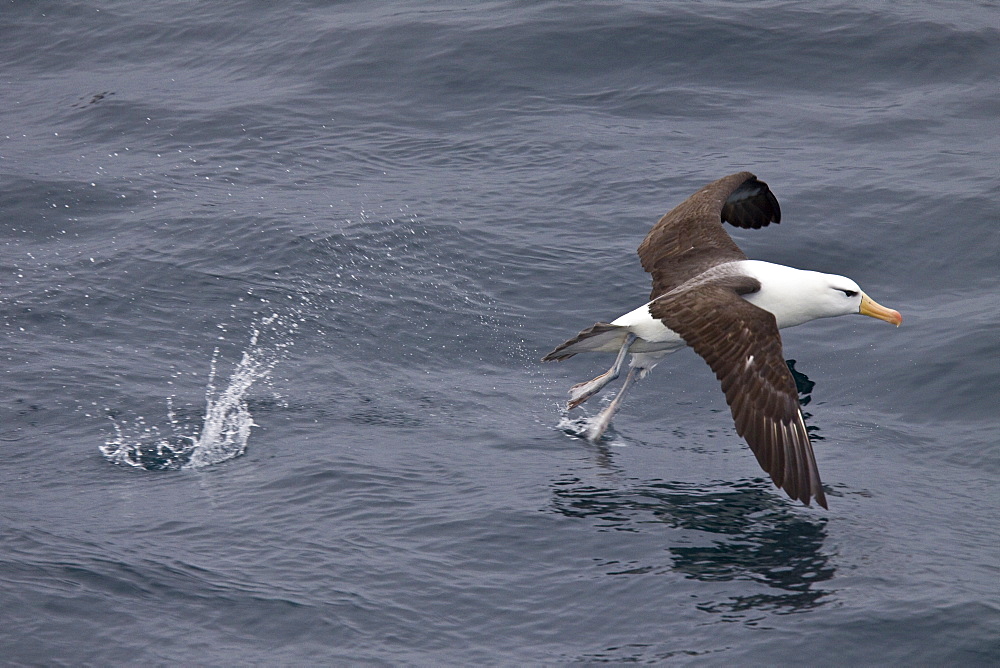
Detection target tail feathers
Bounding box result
[542,322,629,361]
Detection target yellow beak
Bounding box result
[860,293,902,326]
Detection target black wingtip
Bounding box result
[721,176,781,229]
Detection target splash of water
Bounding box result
[100,314,289,470]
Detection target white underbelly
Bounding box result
[610,302,684,352]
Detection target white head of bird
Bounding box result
[740,261,902,329]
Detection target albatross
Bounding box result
[542,172,902,509]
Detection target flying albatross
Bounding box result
[542,172,902,509]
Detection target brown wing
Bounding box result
[638,172,781,300]
[649,275,828,509]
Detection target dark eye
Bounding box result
[840,289,858,297]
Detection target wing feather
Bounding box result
[637,172,781,300]
[649,276,828,509]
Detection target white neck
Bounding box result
[737,260,847,329]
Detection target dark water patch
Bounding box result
[0,176,147,240]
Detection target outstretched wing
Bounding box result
[638,172,781,300]
[649,275,828,509]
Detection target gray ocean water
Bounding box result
[3,1,999,664]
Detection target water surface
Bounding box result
[2,1,998,664]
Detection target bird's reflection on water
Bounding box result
[787,358,824,442]
[550,477,834,615]
[551,360,834,618]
